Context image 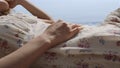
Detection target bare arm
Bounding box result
[19,0,53,21]
[0,34,51,68]
[6,0,54,23]
[0,20,82,68]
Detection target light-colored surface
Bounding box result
[0,8,120,67]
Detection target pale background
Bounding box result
[14,0,120,25]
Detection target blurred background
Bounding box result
[14,0,120,25]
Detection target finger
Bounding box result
[68,23,81,29]
[68,27,79,38]
[71,27,83,35]
[41,19,55,24]
[71,24,81,29]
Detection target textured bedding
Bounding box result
[0,8,120,68]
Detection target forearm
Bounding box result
[0,35,51,68]
[19,0,53,21]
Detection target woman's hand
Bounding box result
[41,20,83,48]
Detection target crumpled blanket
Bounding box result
[0,8,120,68]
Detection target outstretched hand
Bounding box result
[41,20,83,48]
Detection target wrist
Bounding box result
[28,34,53,49]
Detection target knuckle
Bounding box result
[61,22,68,27]
[62,22,67,26]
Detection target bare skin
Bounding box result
[0,0,83,68]
[0,20,82,68]
[0,0,54,23]
[0,0,9,12]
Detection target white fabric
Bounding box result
[0,8,120,68]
